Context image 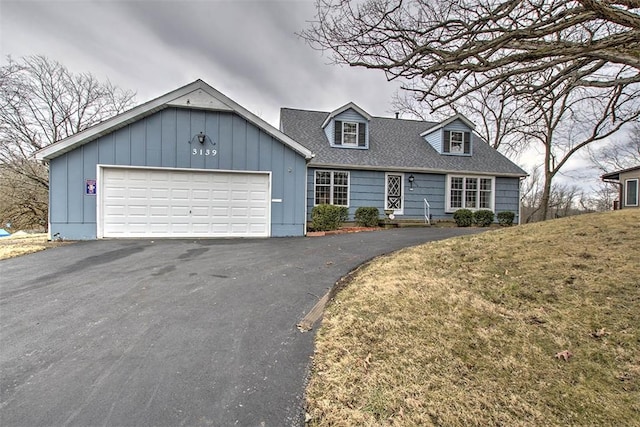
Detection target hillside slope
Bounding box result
[307,210,640,426]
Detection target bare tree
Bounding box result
[589,122,640,172]
[0,55,135,229]
[304,0,640,221]
[393,83,528,158]
[304,0,640,110]
[0,164,48,230]
[519,70,640,220]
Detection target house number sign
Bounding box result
[192,148,217,157]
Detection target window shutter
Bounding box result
[358,123,366,147]
[334,121,342,145]
[464,132,471,154]
[443,130,450,153]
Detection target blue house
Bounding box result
[35,80,526,240]
[280,104,527,225]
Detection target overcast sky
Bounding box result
[1,0,403,127]
[1,0,618,193]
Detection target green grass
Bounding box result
[306,210,640,426]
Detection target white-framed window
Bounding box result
[450,131,464,153]
[625,178,638,207]
[342,122,358,146]
[314,170,350,206]
[444,130,471,155]
[447,175,494,211]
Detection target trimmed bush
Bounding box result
[354,207,380,227]
[497,211,516,226]
[473,209,495,227]
[311,204,349,231]
[453,209,473,227]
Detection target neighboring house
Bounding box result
[280,104,527,225]
[35,80,527,240]
[601,166,640,210]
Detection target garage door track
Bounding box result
[1,227,481,426]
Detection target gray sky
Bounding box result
[1,0,618,194]
[0,0,401,126]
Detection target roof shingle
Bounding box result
[280,108,527,177]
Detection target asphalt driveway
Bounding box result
[1,227,481,426]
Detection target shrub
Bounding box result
[473,210,495,227]
[311,204,349,231]
[453,209,473,227]
[497,211,516,226]
[354,207,380,227]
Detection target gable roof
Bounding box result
[35,80,313,161]
[420,113,476,137]
[280,108,527,177]
[320,102,373,128]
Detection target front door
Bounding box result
[385,173,404,215]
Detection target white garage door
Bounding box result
[99,167,270,238]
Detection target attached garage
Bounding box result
[98,166,271,238]
[35,80,313,240]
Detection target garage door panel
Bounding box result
[102,168,269,238]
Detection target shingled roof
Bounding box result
[280,108,527,177]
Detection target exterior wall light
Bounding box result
[408,174,415,190]
[197,132,206,144]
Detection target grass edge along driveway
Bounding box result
[306,209,640,426]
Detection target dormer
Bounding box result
[421,113,475,156]
[322,102,372,149]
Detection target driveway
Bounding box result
[1,227,481,426]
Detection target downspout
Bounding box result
[602,178,623,210]
[518,176,525,225]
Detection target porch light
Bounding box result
[197,132,206,144]
[408,174,415,190]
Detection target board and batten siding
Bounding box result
[307,169,521,224]
[49,108,307,239]
[323,109,369,147]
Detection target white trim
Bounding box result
[384,172,405,215]
[304,165,309,235]
[341,121,359,146]
[624,178,639,207]
[96,164,272,239]
[448,130,464,153]
[445,174,495,213]
[420,113,476,137]
[321,102,372,128]
[313,169,350,207]
[309,163,528,178]
[35,80,313,161]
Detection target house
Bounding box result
[35,80,527,240]
[280,104,527,226]
[601,166,640,210]
[35,80,313,239]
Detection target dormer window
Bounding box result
[342,122,358,145]
[443,130,471,155]
[334,120,366,147]
[450,131,464,153]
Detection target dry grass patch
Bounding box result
[0,233,70,260]
[306,210,640,426]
